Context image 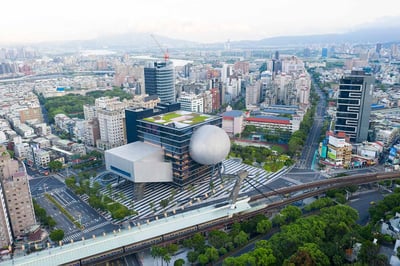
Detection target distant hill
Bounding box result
[228,28,400,49]
[34,16,400,51]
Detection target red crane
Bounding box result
[150,34,169,62]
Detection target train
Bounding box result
[62,214,234,266]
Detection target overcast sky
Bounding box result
[2,0,400,44]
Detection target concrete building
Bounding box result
[144,62,175,103]
[84,118,100,147]
[0,146,35,246]
[14,124,35,138]
[31,149,51,168]
[321,132,353,167]
[245,116,298,134]
[83,104,97,121]
[14,143,30,160]
[97,108,126,150]
[335,70,374,143]
[222,110,244,137]
[0,182,12,248]
[245,81,261,109]
[178,93,204,113]
[18,107,43,123]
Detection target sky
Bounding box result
[2,0,400,44]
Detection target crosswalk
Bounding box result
[62,221,111,243]
[94,159,290,223]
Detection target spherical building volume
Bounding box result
[189,125,231,165]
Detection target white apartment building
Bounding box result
[375,127,399,148]
[83,104,97,121]
[281,56,305,74]
[178,93,204,113]
[97,108,126,150]
[27,148,50,168]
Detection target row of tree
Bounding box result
[32,199,64,243]
[65,174,135,220]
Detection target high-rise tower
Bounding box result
[0,145,36,247]
[334,70,374,143]
[144,62,175,103]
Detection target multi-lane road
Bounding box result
[296,82,327,169]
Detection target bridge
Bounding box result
[4,170,400,265]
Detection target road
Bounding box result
[296,81,326,169]
[29,176,118,244]
[348,189,384,225]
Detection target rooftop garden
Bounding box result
[143,111,213,126]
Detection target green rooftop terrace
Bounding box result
[143,110,216,127]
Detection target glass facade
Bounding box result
[144,62,175,103]
[335,71,373,143]
[136,113,222,186]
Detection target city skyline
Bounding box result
[2,0,400,45]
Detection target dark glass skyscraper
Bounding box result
[144,61,175,103]
[334,70,374,143]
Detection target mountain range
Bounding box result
[36,17,400,51]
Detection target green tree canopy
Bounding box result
[49,229,64,242]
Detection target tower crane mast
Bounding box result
[150,34,169,62]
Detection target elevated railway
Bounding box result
[5,171,400,266]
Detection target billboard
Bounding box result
[390,147,397,157]
[320,146,327,159]
[329,135,346,148]
[327,148,337,160]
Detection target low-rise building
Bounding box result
[222,110,244,137]
[320,132,352,167]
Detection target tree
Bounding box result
[208,230,230,249]
[252,247,276,266]
[198,254,209,266]
[45,216,57,228]
[187,251,198,264]
[160,199,170,209]
[49,229,64,242]
[174,258,185,266]
[205,247,219,264]
[256,219,272,234]
[151,246,167,265]
[281,205,302,223]
[358,240,380,264]
[233,231,249,247]
[286,243,330,266]
[48,160,63,172]
[191,233,206,252]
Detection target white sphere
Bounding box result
[189,125,230,165]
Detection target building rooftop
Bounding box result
[222,110,243,118]
[142,110,217,127]
[262,109,296,115]
[106,142,162,162]
[246,116,291,125]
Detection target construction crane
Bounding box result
[150,34,169,62]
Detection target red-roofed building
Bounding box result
[244,116,300,133]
